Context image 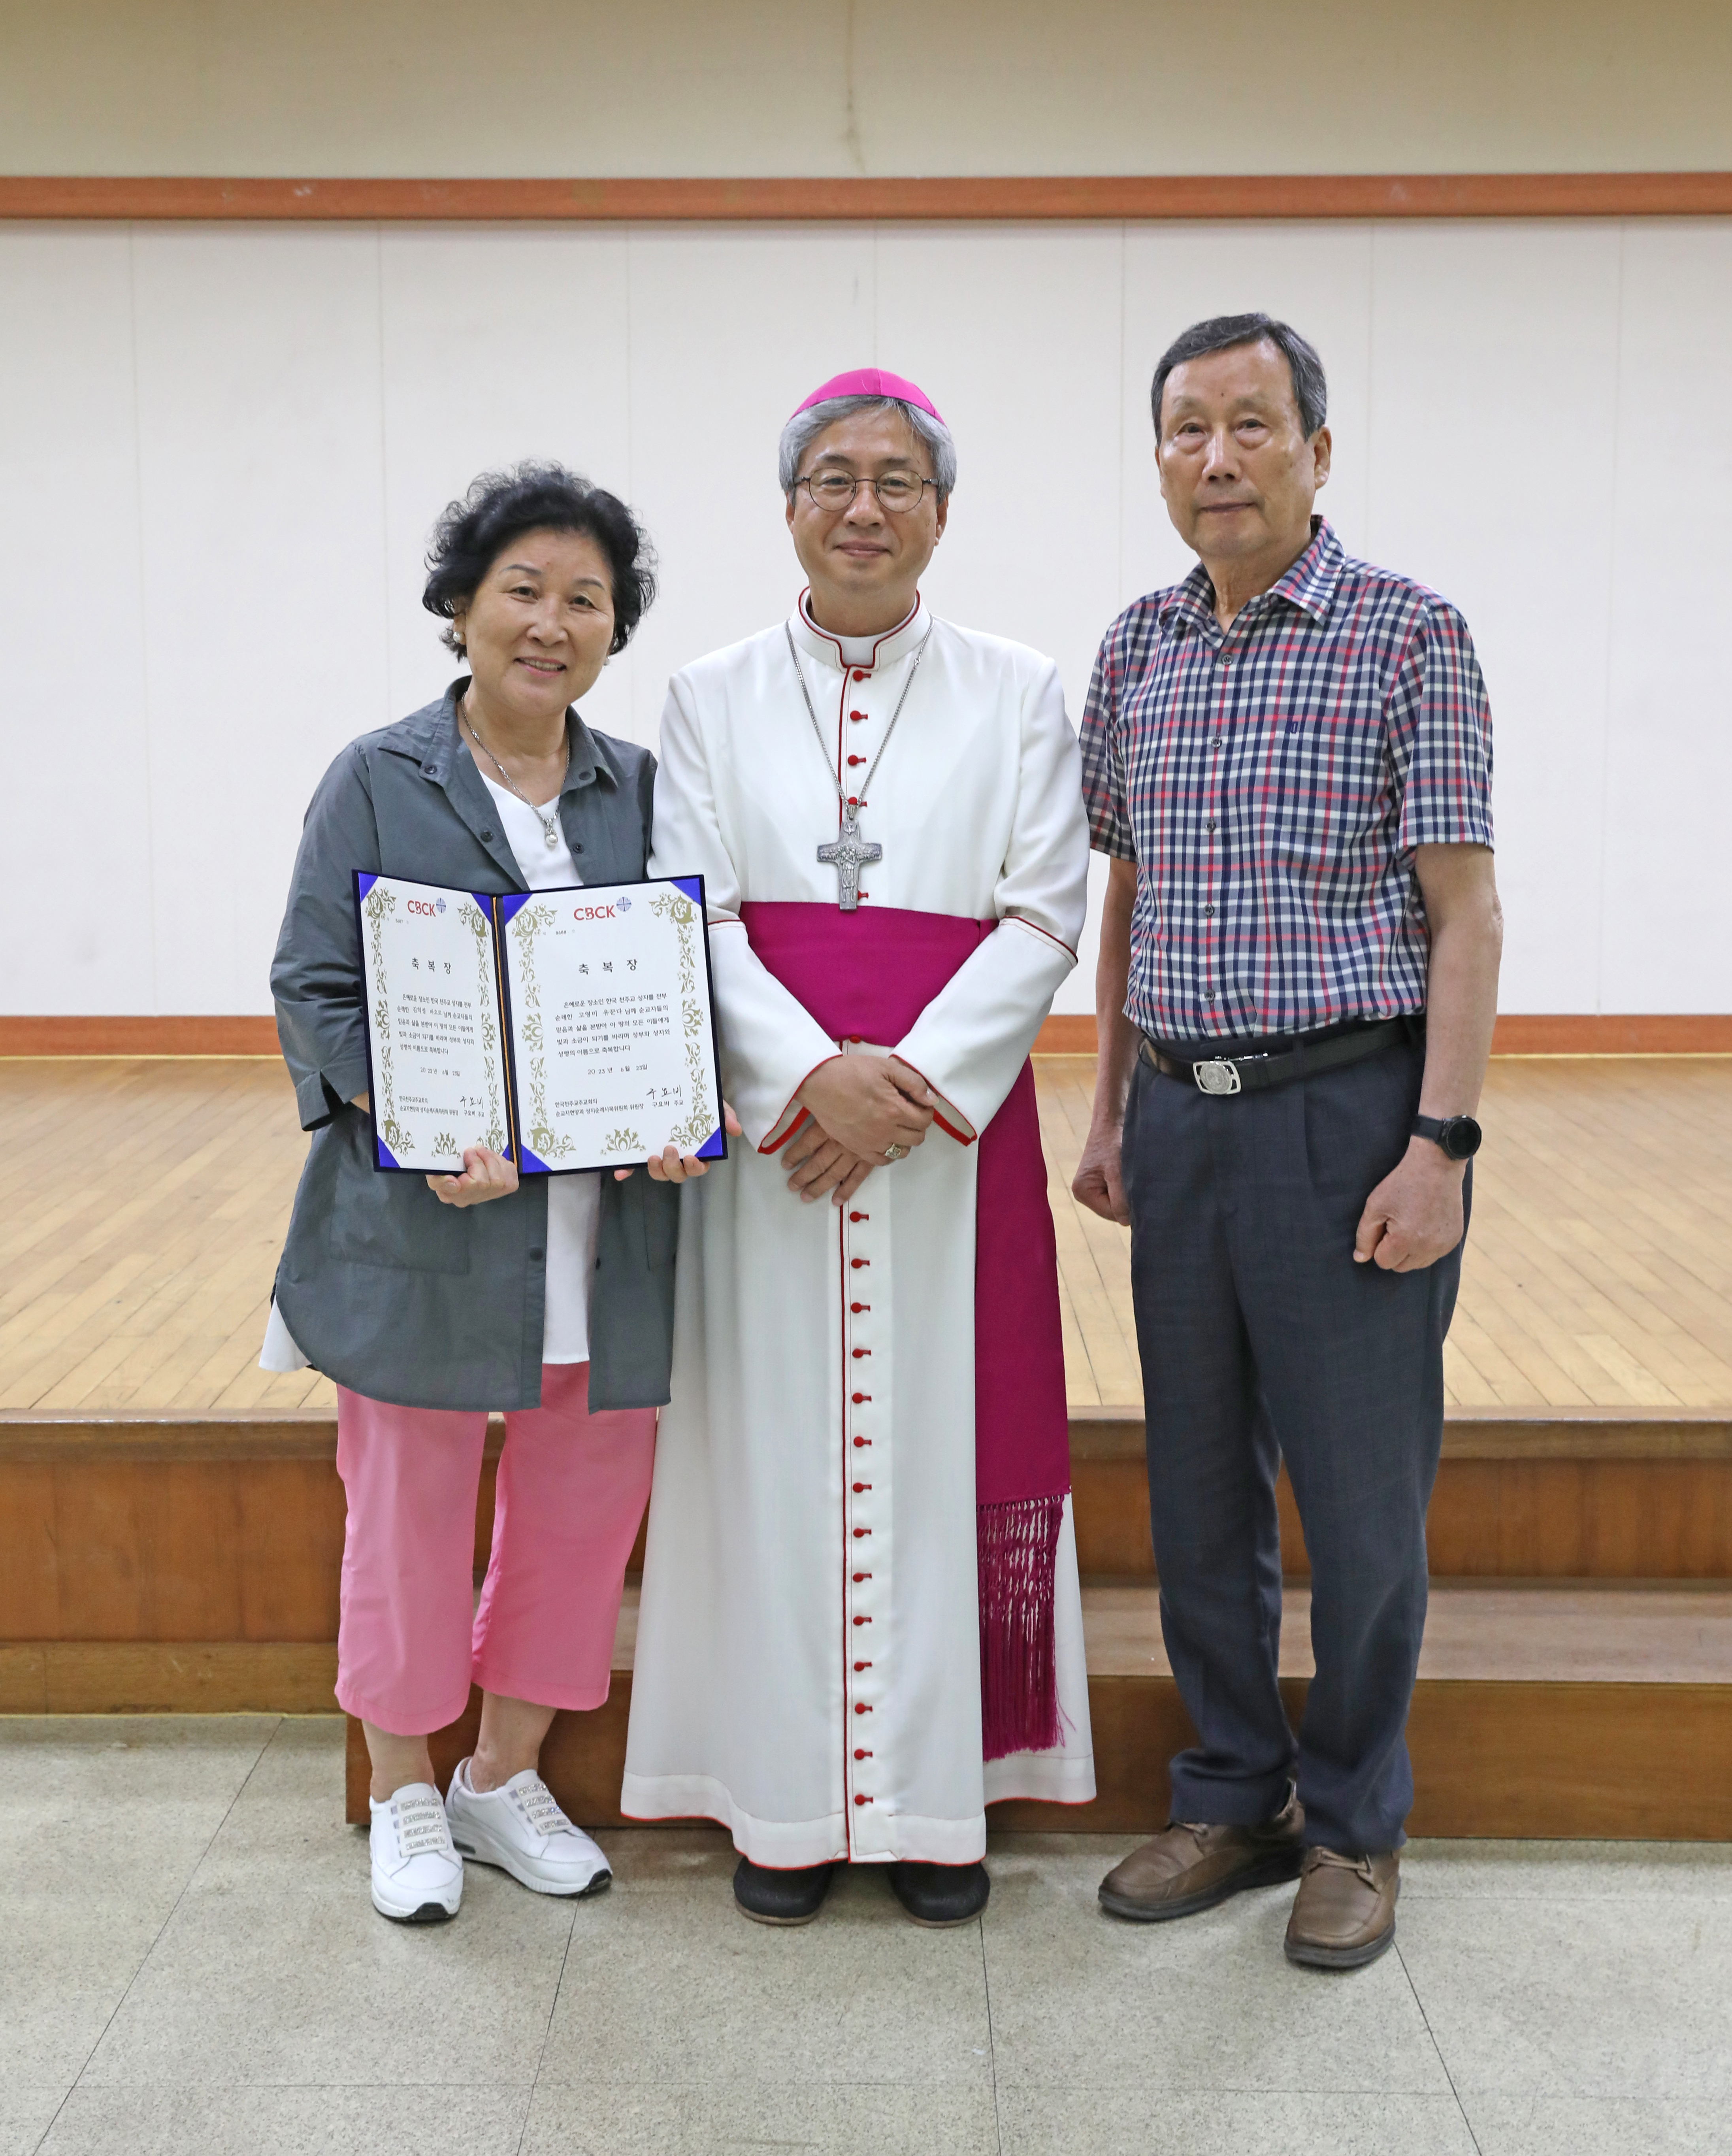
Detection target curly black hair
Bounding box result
[422,460,658,658]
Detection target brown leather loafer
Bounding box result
[1283,1847,1399,1969]
[1099,1786,1304,1922]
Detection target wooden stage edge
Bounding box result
[4,1013,1732,1058]
[4,1405,1730,1457]
[3,174,1731,224]
[338,1670,1732,1844]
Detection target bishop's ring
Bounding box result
[883,1143,909,1162]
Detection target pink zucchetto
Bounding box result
[792,368,946,426]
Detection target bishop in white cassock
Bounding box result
[622,369,1095,1927]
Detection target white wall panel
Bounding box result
[621,226,876,745]
[0,217,1725,1017]
[875,225,1124,1010]
[1365,223,1623,1014]
[378,228,635,740]
[1600,223,1732,1013]
[0,228,153,1012]
[130,228,390,1011]
[1119,224,1375,614]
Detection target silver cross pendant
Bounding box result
[816,807,883,912]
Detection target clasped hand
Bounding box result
[782,1055,936,1205]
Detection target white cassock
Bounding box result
[622,596,1096,1866]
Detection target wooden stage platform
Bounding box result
[4,1053,1732,1419]
[3,1052,1730,1839]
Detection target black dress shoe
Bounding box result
[733,1857,836,1926]
[887,1860,990,1926]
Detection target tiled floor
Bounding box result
[5,1719,1730,2155]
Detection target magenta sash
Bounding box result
[739,901,1069,1757]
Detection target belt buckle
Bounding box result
[1193,1058,1242,1097]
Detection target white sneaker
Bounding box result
[445,1758,613,1898]
[369,1781,464,1924]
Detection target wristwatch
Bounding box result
[1412,1113,1482,1161]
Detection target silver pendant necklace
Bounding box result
[785,619,935,911]
[464,707,567,851]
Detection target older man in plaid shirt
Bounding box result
[1075,313,1502,1970]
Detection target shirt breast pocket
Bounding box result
[1266,711,1388,866]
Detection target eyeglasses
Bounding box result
[795,471,937,515]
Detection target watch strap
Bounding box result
[1413,1113,1481,1160]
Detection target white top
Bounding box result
[258,768,599,1377]
[476,772,600,1367]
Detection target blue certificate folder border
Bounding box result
[352,871,725,1176]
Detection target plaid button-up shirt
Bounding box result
[1080,520,1494,1043]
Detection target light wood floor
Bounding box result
[1040,1053,1732,1411]
[2,1053,1729,1418]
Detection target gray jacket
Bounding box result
[270,683,680,1413]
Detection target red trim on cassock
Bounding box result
[739,900,1073,1761]
[886,1053,977,1149]
[760,1105,811,1156]
[794,588,922,673]
[757,1056,845,1154]
[1004,914,1079,961]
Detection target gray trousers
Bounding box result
[1121,1032,1466,1854]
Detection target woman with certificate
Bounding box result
[264,463,728,1926]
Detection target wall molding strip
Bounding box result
[1031,1013,1732,1057]
[2,173,1730,224]
[3,1013,1728,1058]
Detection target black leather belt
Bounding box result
[1138,1018,1415,1097]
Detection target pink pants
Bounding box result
[334,1364,656,1737]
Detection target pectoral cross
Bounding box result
[816,807,882,912]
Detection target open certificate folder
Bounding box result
[352,871,726,1175]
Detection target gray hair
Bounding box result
[1150,313,1328,441]
[778,395,958,502]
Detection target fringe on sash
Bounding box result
[977,1492,1066,1760]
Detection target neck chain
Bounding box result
[785,618,935,911]
[463,703,567,852]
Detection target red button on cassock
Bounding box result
[854,1793,870,1805]
[852,1348,870,1359]
[852,669,868,681]
[848,755,865,766]
[854,1660,871,1671]
[850,1302,868,1313]
[849,1212,869,1222]
[853,1436,869,1447]
[853,1615,871,1626]
[851,1258,869,1269]
[854,1749,869,1759]
[852,1571,870,1582]
[853,1528,871,1539]
[850,709,868,721]
[852,1391,870,1403]
[854,1702,873,1713]
[852,1481,869,1492]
